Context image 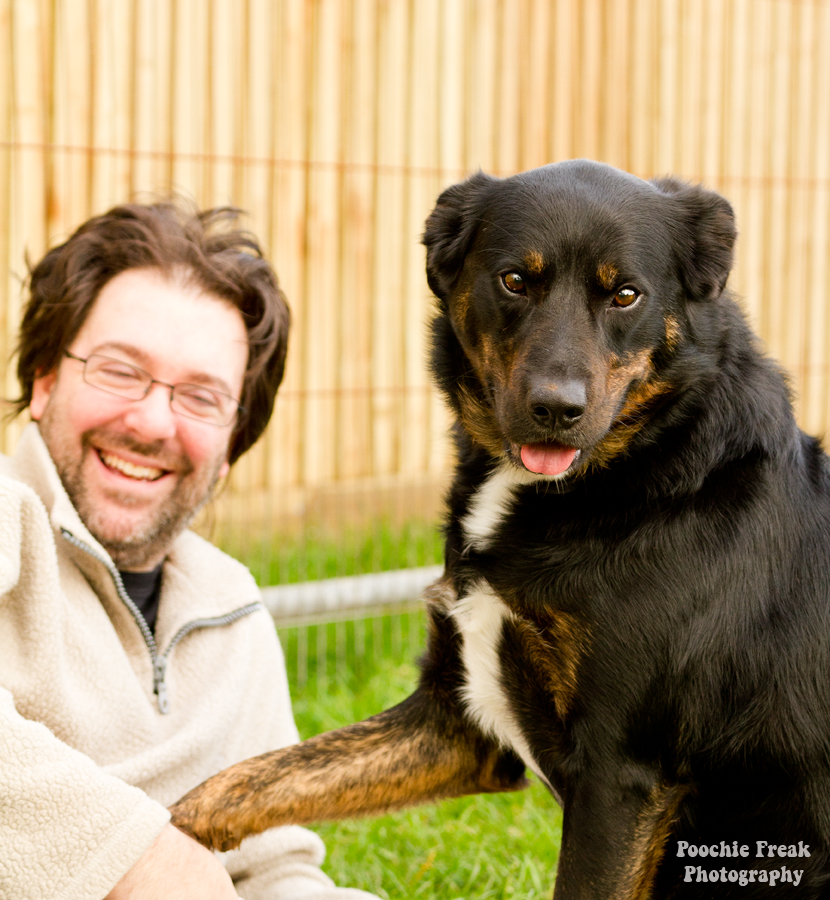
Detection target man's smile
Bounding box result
[96,448,169,483]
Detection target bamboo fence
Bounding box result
[0,0,829,559]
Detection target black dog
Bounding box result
[172,161,830,898]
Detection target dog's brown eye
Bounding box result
[502,272,526,294]
[612,287,640,308]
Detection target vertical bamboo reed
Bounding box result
[0,0,828,548]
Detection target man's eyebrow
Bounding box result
[90,341,236,396]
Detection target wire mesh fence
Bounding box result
[267,563,439,695]
[277,605,428,698]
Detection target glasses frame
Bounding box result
[64,350,244,427]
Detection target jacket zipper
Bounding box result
[60,528,262,714]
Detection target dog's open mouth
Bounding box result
[519,442,580,477]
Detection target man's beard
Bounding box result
[76,457,220,569]
[40,412,224,570]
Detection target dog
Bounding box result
[171,160,830,897]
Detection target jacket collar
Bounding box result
[13,423,114,563]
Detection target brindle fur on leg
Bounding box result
[170,688,527,851]
[615,783,690,900]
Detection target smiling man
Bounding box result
[0,203,378,900]
[33,268,248,573]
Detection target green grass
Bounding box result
[221,518,445,587]
[226,516,563,897]
[282,614,563,899]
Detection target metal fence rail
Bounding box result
[265,566,441,693]
[262,565,442,626]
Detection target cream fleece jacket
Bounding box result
[0,424,379,900]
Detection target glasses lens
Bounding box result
[172,384,236,425]
[84,355,150,399]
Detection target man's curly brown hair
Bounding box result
[12,200,290,465]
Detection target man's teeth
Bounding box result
[99,451,164,481]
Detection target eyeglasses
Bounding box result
[64,351,243,427]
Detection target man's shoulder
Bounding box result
[0,448,23,484]
[173,529,253,578]
[0,424,64,515]
[164,528,264,614]
[0,467,56,596]
[0,459,47,524]
[0,463,48,513]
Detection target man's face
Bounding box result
[30,267,249,571]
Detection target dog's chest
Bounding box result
[460,462,540,552]
[449,582,551,784]
[451,463,553,783]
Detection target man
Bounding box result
[0,202,378,899]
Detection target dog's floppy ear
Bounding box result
[422,171,497,302]
[653,177,737,301]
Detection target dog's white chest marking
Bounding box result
[450,582,549,786]
[455,463,552,784]
[461,462,539,551]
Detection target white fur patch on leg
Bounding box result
[450,581,550,786]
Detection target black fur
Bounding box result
[171,160,830,898]
[422,160,830,897]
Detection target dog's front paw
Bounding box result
[169,784,246,852]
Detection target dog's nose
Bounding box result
[527,378,586,429]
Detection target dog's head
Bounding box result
[423,160,736,479]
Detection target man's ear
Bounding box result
[29,370,58,421]
[653,178,737,301]
[218,460,230,480]
[422,171,497,304]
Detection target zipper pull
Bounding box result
[152,656,170,715]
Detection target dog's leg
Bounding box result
[169,686,527,851]
[553,769,688,900]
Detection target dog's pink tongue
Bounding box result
[520,443,578,476]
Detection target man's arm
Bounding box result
[0,683,246,900]
[0,688,171,899]
[0,480,237,900]
[105,824,238,899]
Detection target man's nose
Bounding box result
[121,383,178,440]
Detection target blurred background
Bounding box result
[1,1,828,894]
[3,0,829,587]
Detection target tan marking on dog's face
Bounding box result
[523,250,545,276]
[589,350,670,469]
[457,384,509,459]
[615,782,690,900]
[450,288,472,333]
[477,333,501,380]
[448,280,517,456]
[591,377,671,469]
[597,262,619,291]
[664,315,681,351]
[451,281,515,388]
[454,328,532,456]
